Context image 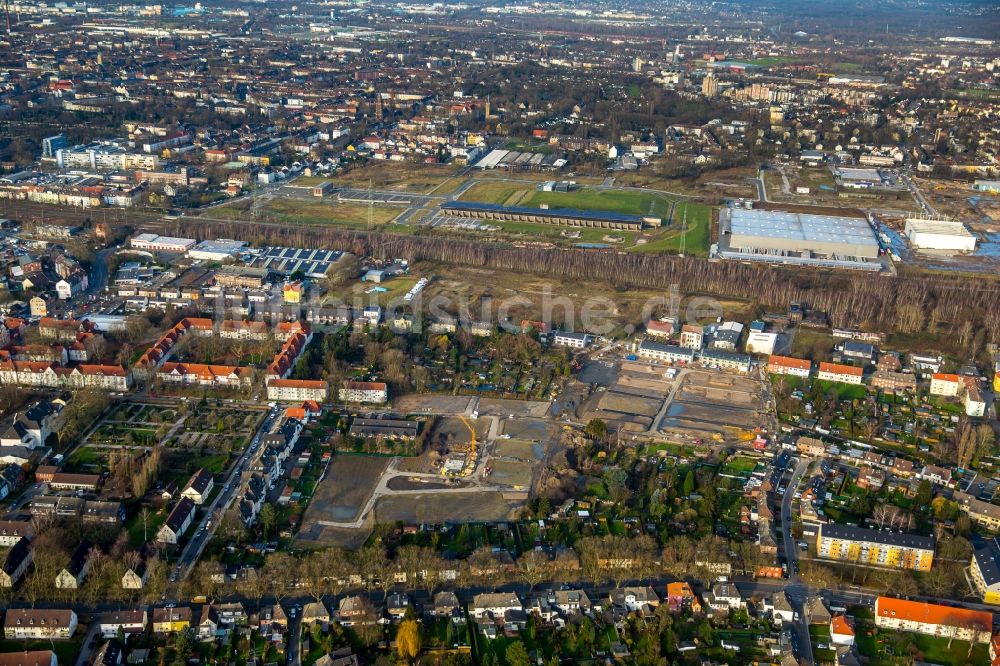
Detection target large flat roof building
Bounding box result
[717,208,881,270]
[441,201,652,230]
[904,218,977,252]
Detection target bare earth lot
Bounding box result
[374,491,519,523]
[297,455,389,538]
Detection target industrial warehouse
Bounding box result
[904,217,978,252]
[440,200,654,230]
[715,207,883,271]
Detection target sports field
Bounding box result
[628,202,712,255]
[459,183,675,220]
[204,197,401,227]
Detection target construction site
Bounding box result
[567,359,767,445]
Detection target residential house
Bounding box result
[954,491,1000,530]
[666,582,702,613]
[0,519,34,546]
[386,593,410,621]
[817,523,934,571]
[304,601,333,626]
[121,561,148,590]
[196,606,219,641]
[92,640,123,666]
[469,592,523,619]
[970,537,1000,605]
[98,610,147,638]
[55,540,93,589]
[337,598,375,627]
[552,589,592,617]
[830,615,855,647]
[214,603,247,628]
[552,331,590,349]
[49,472,100,492]
[804,596,832,625]
[767,355,811,378]
[0,400,62,450]
[181,468,214,505]
[0,537,32,587]
[610,586,660,614]
[157,497,196,544]
[771,591,796,625]
[432,591,461,619]
[679,324,704,349]
[707,582,744,613]
[152,607,191,634]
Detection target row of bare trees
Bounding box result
[167,220,1000,342]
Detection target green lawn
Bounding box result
[812,379,867,401]
[628,202,711,255]
[126,506,169,547]
[458,182,525,205]
[519,188,674,220]
[66,445,104,469]
[856,628,989,666]
[190,453,229,474]
[0,637,82,663]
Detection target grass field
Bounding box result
[519,188,674,219]
[813,379,867,400]
[298,162,463,193]
[628,202,711,255]
[205,197,401,227]
[458,181,525,205]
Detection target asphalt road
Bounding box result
[780,456,814,664]
[170,405,281,584]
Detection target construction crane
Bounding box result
[458,415,477,474]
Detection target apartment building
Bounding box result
[637,339,695,364]
[929,373,962,397]
[970,537,1000,605]
[679,324,704,350]
[267,378,328,402]
[874,596,991,644]
[817,524,934,571]
[817,362,864,385]
[339,381,388,404]
[3,609,78,639]
[953,491,1000,530]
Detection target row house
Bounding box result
[238,474,267,527]
[135,317,214,370]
